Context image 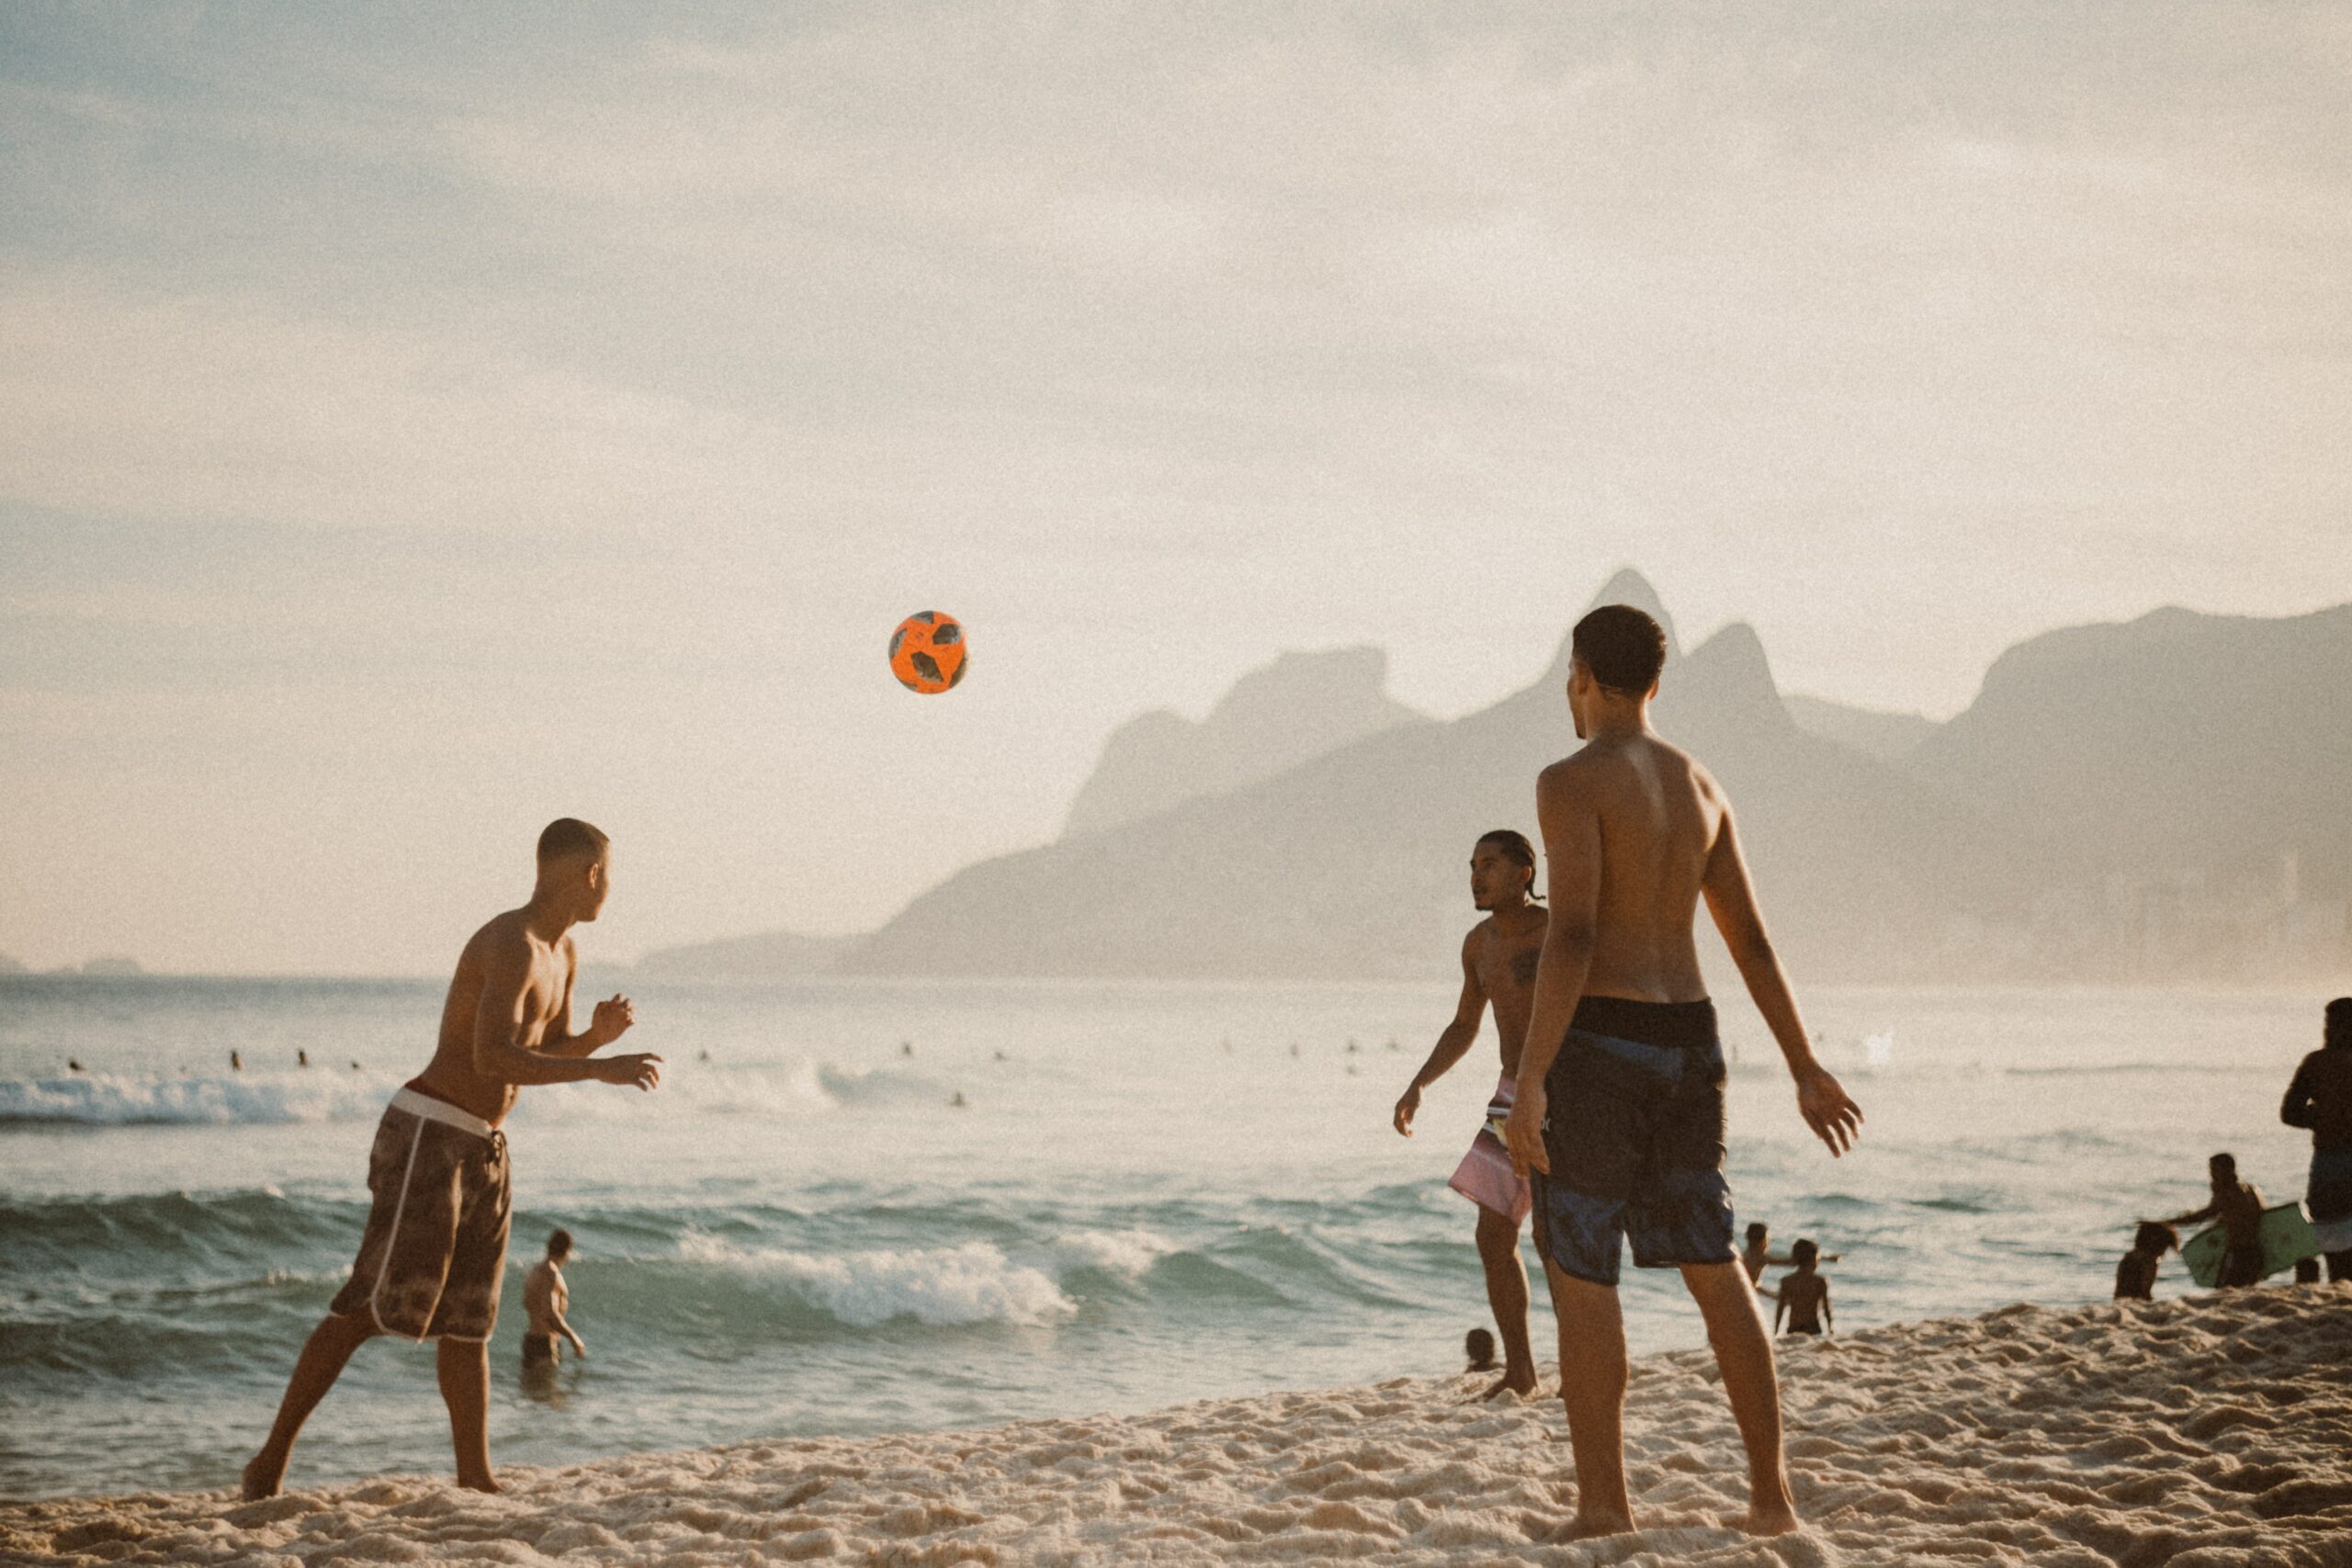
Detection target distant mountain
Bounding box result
[842,571,2035,981]
[634,929,865,980]
[1785,694,1939,764]
[1064,646,1425,839]
[1911,604,2352,903]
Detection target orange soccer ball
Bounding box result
[889,611,968,694]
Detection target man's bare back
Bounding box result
[1540,731,1719,1005]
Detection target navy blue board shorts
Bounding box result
[1533,996,1736,1285]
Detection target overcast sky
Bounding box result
[3,2,2347,975]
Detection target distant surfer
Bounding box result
[2149,1154,2267,1290]
[1393,830,1549,1399]
[298,1049,310,1068]
[242,818,663,1499]
[2280,998,2352,1281]
[1500,604,1864,1540]
[230,1050,242,1072]
[522,1229,587,1371]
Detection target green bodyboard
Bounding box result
[2181,1202,2317,1288]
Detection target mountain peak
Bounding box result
[1063,645,1424,839]
[1542,567,1681,686]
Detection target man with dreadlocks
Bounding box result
[1393,829,1550,1398]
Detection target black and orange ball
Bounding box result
[889,611,967,694]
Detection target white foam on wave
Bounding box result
[512,1060,843,1124]
[676,1235,1077,1328]
[0,1073,391,1127]
[1049,1227,1176,1278]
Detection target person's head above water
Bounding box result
[2327,997,2352,1050]
[1567,604,1668,739]
[1746,1222,1769,1245]
[1470,829,1541,910]
[1464,1327,1498,1371]
[2209,1152,2237,1186]
[535,818,611,923]
[546,1228,573,1263]
[1790,1238,1820,1269]
[2133,1222,2178,1256]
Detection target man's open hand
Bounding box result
[1795,1063,1862,1156]
[1502,1088,1549,1177]
[587,994,636,1047]
[594,1052,662,1090]
[1392,1082,1422,1136]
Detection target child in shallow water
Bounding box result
[2114,1221,2178,1301]
[1774,1240,1832,1336]
[1464,1327,1498,1373]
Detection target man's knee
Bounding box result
[1475,1208,1521,1255]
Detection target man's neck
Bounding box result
[1584,703,1651,742]
[522,892,576,944]
[1487,897,1539,932]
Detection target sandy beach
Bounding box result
[6,1287,2346,1568]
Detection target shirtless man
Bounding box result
[2151,1153,2267,1290]
[523,1229,587,1371]
[1500,604,1864,1540]
[1393,830,1550,1398]
[2280,998,2352,1281]
[242,818,662,1498]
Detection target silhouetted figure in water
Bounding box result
[68,1059,84,1074]
[900,1041,913,1057]
[2280,997,2352,1282]
[2152,1154,2267,1289]
[298,1050,309,1068]
[1773,1241,1832,1337]
[2114,1222,2178,1301]
[349,1060,362,1071]
[231,1050,243,1072]
[1464,1327,1498,1373]
[949,1091,967,1108]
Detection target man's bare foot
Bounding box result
[241,1452,284,1502]
[1476,1368,1539,1401]
[1741,1502,1803,1537]
[457,1472,503,1495]
[1564,1509,1636,1540]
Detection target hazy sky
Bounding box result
[4,2,2347,975]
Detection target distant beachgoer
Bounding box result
[2151,1153,2267,1290]
[1464,1327,1498,1373]
[1394,830,1550,1400]
[242,818,663,1500]
[2279,997,2352,1282]
[2114,1222,2178,1301]
[349,1060,362,1071]
[1772,1241,1831,1336]
[698,1048,711,1063]
[231,1050,243,1072]
[522,1229,586,1371]
[68,1059,84,1074]
[900,1041,913,1057]
[1741,1222,1838,1298]
[298,1050,310,1068]
[950,1091,968,1108]
[1500,604,1864,1540]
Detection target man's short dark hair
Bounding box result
[2210,1152,2236,1178]
[1791,1238,1819,1268]
[537,818,609,865]
[2328,997,2352,1049]
[2133,1222,2178,1256]
[1475,829,1543,899]
[1571,604,1668,695]
[1746,1222,1768,1241]
[548,1228,573,1259]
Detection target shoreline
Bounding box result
[6,1288,2347,1566]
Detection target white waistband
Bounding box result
[390,1086,497,1140]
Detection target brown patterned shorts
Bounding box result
[328,1088,512,1341]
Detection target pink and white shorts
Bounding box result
[1447,1074,1532,1225]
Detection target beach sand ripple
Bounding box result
[5,1288,2347,1566]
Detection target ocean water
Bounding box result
[0,974,2326,1499]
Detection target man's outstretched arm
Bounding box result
[1395,937,1488,1135]
[1700,796,1861,1156]
[1502,762,1603,1177]
[472,938,660,1089]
